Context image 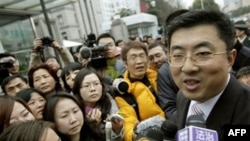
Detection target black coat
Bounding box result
[232,40,250,73]
[176,76,250,141]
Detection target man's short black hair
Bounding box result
[96,33,116,45]
[0,53,16,59]
[148,43,166,52]
[1,74,28,94]
[167,10,235,51]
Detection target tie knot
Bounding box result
[191,103,204,116]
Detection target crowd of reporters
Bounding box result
[0,9,250,141]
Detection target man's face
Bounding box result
[4,77,29,96]
[125,48,148,79]
[45,58,60,72]
[238,75,250,86]
[147,37,155,45]
[98,37,116,58]
[169,25,235,103]
[148,46,167,70]
[235,28,245,38]
[3,56,19,74]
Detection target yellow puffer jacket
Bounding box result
[115,69,166,141]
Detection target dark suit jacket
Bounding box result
[233,40,250,73]
[176,76,250,141]
[242,37,250,48]
[157,61,179,122]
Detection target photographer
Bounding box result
[97,33,126,82]
[0,53,20,92]
[29,38,74,75]
[0,53,19,75]
[79,33,126,85]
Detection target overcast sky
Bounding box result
[182,0,224,9]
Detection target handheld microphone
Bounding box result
[176,115,218,141]
[161,120,178,141]
[105,121,112,141]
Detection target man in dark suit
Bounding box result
[235,20,250,48]
[166,10,250,141]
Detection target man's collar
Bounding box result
[128,73,146,83]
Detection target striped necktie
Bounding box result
[191,103,204,116]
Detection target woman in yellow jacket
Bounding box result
[115,41,166,141]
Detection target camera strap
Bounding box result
[118,93,141,121]
[39,49,45,62]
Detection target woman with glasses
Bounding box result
[72,68,124,141]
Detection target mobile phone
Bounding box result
[85,106,94,113]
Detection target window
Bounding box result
[62,32,68,40]
[57,15,63,25]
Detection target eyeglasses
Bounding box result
[127,54,147,62]
[168,51,228,67]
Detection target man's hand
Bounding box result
[51,41,62,51]
[33,38,43,50]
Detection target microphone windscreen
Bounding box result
[135,116,165,134]
[186,115,206,128]
[145,127,164,141]
[161,120,178,139]
[80,47,91,59]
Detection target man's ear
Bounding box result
[123,60,128,69]
[228,49,236,72]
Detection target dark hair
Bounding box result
[61,62,82,92]
[16,88,45,102]
[0,120,55,141]
[148,43,166,53]
[165,9,189,47]
[96,33,115,45]
[43,93,87,141]
[145,35,153,44]
[165,9,189,26]
[72,68,111,139]
[0,53,16,59]
[28,63,63,93]
[0,96,33,134]
[121,41,148,62]
[115,39,123,46]
[1,74,28,94]
[167,10,235,51]
[236,66,250,79]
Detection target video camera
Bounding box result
[0,58,14,85]
[0,59,14,70]
[80,34,109,69]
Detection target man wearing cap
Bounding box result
[235,20,250,48]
